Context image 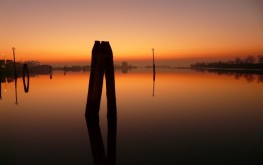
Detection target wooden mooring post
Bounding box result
[86,41,117,119]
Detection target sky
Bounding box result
[1,0,263,66]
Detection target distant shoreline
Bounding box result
[190,56,263,75]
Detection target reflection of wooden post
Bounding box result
[86,116,117,165]
[107,117,117,165]
[86,118,106,165]
[22,64,30,93]
[15,77,18,105]
[152,80,155,97]
[86,41,117,119]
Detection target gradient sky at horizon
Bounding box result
[1,0,263,66]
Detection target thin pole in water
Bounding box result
[12,47,18,105]
[152,48,156,79]
[12,47,17,77]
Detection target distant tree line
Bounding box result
[191,55,263,69]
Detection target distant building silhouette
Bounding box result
[122,61,128,73]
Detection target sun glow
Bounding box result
[1,0,262,65]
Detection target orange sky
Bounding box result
[1,0,263,66]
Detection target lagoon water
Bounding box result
[1,69,263,164]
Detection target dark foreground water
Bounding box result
[1,69,263,164]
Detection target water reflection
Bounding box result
[14,76,18,105]
[152,70,156,97]
[22,64,30,93]
[0,71,52,101]
[86,117,117,165]
[0,70,263,164]
[49,66,53,79]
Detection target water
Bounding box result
[1,69,263,164]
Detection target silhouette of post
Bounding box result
[104,42,117,118]
[86,41,117,119]
[86,41,105,118]
[152,48,156,81]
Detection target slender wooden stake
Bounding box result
[104,42,117,118]
[86,41,105,118]
[87,41,100,102]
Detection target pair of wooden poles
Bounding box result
[86,41,117,119]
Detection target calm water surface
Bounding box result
[1,69,263,164]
